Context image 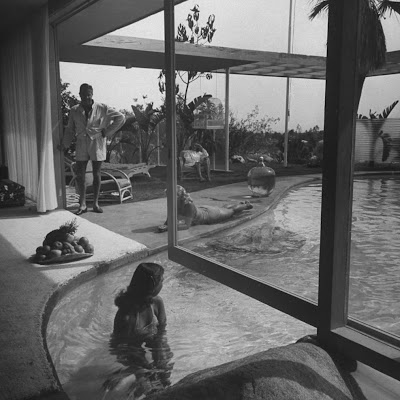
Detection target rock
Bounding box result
[146,342,365,400]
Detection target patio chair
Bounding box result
[178,148,211,182]
[103,162,156,178]
[65,159,133,204]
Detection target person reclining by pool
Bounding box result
[157,185,253,232]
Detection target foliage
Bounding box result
[60,80,79,157]
[158,4,216,103]
[158,5,217,155]
[279,126,324,164]
[106,113,138,163]
[357,100,399,119]
[228,106,280,158]
[131,102,165,164]
[60,80,79,127]
[160,93,213,156]
[309,0,399,110]
[228,106,322,164]
[177,93,213,152]
[106,99,165,164]
[357,100,399,163]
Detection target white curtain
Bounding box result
[0,5,58,212]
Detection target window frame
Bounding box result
[163,0,400,381]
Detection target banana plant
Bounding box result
[176,93,212,153]
[358,100,399,119]
[131,103,166,164]
[357,100,399,162]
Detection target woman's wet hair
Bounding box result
[176,185,193,205]
[115,263,164,311]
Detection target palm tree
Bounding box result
[309,0,400,110]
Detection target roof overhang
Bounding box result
[60,34,400,80]
[55,0,186,49]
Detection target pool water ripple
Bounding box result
[189,177,400,336]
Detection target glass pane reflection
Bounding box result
[181,182,322,304]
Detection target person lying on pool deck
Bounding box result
[157,185,253,232]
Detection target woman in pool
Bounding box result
[105,263,172,399]
[113,262,166,337]
[158,185,253,232]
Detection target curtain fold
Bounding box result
[1,24,39,200]
[34,6,58,212]
[0,5,58,212]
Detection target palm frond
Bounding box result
[377,0,400,16]
[309,0,330,20]
[380,99,399,118]
[149,112,165,131]
[358,0,386,74]
[187,94,212,112]
[131,105,149,130]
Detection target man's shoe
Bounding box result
[75,207,88,216]
[93,206,103,213]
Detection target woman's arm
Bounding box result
[177,203,196,229]
[154,296,167,329]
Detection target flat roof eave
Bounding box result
[60,35,400,80]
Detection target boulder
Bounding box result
[146,342,366,400]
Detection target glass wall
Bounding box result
[165,0,400,381]
[348,119,400,341]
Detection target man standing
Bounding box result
[60,83,125,215]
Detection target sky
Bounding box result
[60,0,400,133]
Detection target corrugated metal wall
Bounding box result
[355,119,400,164]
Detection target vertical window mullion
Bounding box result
[318,0,361,340]
[164,0,178,247]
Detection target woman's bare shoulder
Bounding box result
[153,295,165,307]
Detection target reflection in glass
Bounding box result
[185,183,322,303]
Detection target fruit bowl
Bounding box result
[30,218,95,264]
[29,252,93,265]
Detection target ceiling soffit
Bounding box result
[56,0,186,48]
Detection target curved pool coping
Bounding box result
[34,171,400,399]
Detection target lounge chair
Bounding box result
[65,159,133,204]
[103,162,155,178]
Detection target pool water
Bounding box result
[191,177,400,335]
[47,176,400,400]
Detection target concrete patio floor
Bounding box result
[0,175,320,400]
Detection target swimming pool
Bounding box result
[190,177,400,336]
[47,176,400,399]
